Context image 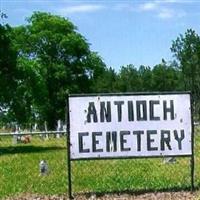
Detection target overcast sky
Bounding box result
[1,0,200,70]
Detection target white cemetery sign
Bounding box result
[69,93,192,160]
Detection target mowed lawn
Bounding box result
[0,131,200,199]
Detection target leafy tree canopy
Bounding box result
[12,12,106,128]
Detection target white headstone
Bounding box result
[56,120,61,138]
[44,121,48,139]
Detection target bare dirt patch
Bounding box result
[4,191,200,200]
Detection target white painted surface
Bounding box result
[69,94,192,159]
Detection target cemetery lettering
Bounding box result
[78,129,185,153]
[69,94,192,159]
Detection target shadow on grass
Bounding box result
[75,185,194,198]
[0,145,66,155]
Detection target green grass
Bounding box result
[0,133,199,199]
[0,137,67,199]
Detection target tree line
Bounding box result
[0,12,200,129]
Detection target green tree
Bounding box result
[117,64,142,92]
[85,52,107,91]
[138,65,153,91]
[92,67,117,93]
[152,59,182,91]
[12,12,105,129]
[0,24,18,123]
[171,29,200,117]
[10,58,47,125]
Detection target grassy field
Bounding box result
[0,132,200,199]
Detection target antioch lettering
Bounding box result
[86,100,175,123]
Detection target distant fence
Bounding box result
[0,130,66,136]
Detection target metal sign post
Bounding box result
[66,97,73,199]
[190,94,195,191]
